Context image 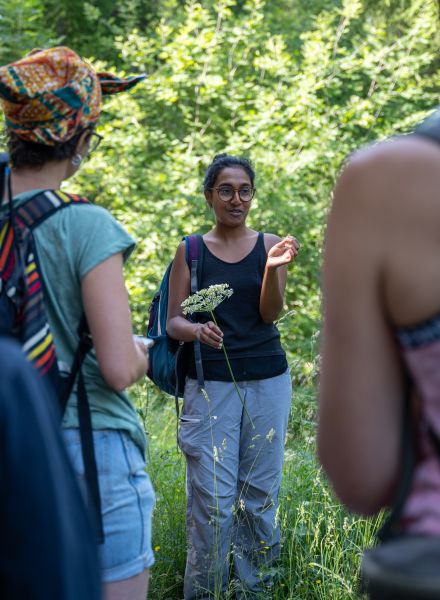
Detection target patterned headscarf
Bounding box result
[0,46,145,145]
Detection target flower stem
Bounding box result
[210,311,255,429]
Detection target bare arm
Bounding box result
[166,242,223,349]
[319,146,407,515]
[320,136,440,514]
[259,234,299,323]
[81,253,148,392]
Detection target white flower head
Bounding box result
[181,283,233,315]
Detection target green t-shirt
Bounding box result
[12,190,147,455]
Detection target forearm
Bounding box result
[94,331,148,392]
[82,253,148,391]
[167,315,199,342]
[259,266,284,323]
[127,345,149,385]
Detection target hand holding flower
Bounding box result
[194,321,223,350]
[181,283,255,428]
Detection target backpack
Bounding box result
[0,154,103,543]
[360,110,440,599]
[147,234,205,412]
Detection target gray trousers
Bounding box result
[178,370,292,599]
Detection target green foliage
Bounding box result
[1,0,438,376]
[1,1,438,597]
[71,0,439,379]
[0,0,60,63]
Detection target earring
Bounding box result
[71,153,83,167]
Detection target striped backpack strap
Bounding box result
[0,211,15,282]
[15,190,89,229]
[10,190,89,379]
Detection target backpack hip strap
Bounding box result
[77,367,104,543]
[59,316,93,413]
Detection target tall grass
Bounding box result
[133,379,380,599]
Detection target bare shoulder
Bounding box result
[348,134,440,169]
[263,233,281,253]
[337,136,440,210]
[330,135,440,241]
[327,134,440,325]
[171,240,189,270]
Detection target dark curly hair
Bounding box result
[6,129,86,169]
[203,154,255,191]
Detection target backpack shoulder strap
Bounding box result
[184,234,204,293]
[15,190,90,230]
[183,234,205,389]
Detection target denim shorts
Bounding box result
[63,428,155,582]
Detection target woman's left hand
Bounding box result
[266,235,300,269]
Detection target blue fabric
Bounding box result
[0,338,100,600]
[147,261,182,395]
[147,234,201,396]
[63,428,155,582]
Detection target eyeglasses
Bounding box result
[210,185,256,203]
[87,131,104,154]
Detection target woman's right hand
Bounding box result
[194,321,224,350]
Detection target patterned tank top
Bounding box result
[397,314,440,534]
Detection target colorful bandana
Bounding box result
[0,46,145,145]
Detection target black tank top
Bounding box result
[187,232,287,381]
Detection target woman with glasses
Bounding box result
[0,47,154,600]
[167,153,299,599]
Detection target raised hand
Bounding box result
[266,235,300,269]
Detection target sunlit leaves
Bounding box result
[1,0,438,373]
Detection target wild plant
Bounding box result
[181,283,255,428]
